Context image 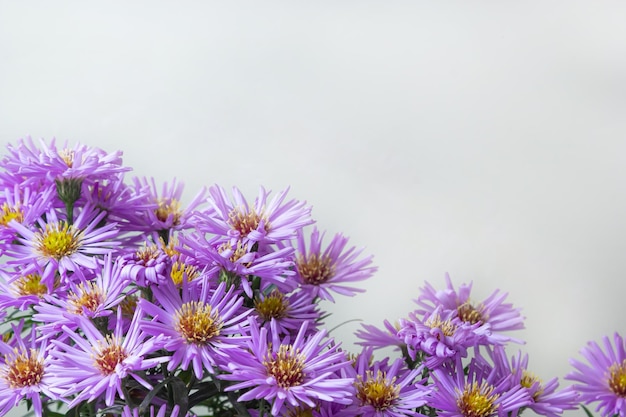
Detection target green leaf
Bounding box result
[580,404,595,417]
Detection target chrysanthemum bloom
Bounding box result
[253,288,322,337]
[119,235,171,286]
[566,332,626,417]
[0,184,54,246]
[355,320,405,352]
[416,273,524,345]
[486,346,578,417]
[138,280,250,379]
[199,184,314,246]
[180,230,298,296]
[398,306,486,370]
[5,205,120,286]
[342,348,431,417]
[47,308,168,408]
[1,137,129,186]
[0,324,56,417]
[291,227,376,302]
[221,319,354,416]
[429,356,532,417]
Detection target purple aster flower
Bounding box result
[252,288,323,337]
[180,230,297,296]
[429,356,532,417]
[220,318,354,416]
[131,177,206,235]
[355,319,405,352]
[4,204,120,286]
[0,184,54,247]
[1,137,129,187]
[47,308,168,408]
[138,280,250,379]
[566,332,626,417]
[0,266,56,310]
[32,254,132,335]
[486,346,578,417]
[416,273,525,345]
[199,184,313,246]
[0,323,57,417]
[290,227,376,302]
[342,347,431,417]
[120,235,171,286]
[398,306,486,369]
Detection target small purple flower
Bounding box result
[291,227,376,302]
[0,184,54,247]
[47,308,168,408]
[355,320,405,352]
[199,185,313,246]
[566,332,626,417]
[429,356,532,417]
[221,318,354,416]
[343,348,431,417]
[138,280,250,379]
[252,288,323,337]
[5,205,120,286]
[416,273,524,345]
[0,324,56,417]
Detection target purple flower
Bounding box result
[398,306,486,369]
[47,308,168,408]
[138,280,250,379]
[566,332,626,417]
[252,288,323,337]
[1,137,129,187]
[291,227,376,302]
[416,273,524,345]
[342,348,431,417]
[429,355,532,417]
[0,184,54,247]
[4,205,120,286]
[0,324,56,417]
[199,185,313,246]
[221,319,354,416]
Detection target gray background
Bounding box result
[1,2,625,416]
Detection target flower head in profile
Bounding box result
[253,288,323,337]
[221,319,354,416]
[199,185,313,246]
[416,273,524,345]
[566,332,626,417]
[138,280,250,379]
[291,227,376,302]
[0,184,54,246]
[355,319,405,352]
[0,324,56,417]
[47,308,167,408]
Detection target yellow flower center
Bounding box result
[457,302,485,325]
[36,222,82,260]
[3,348,44,388]
[58,149,75,167]
[228,206,268,237]
[218,240,250,264]
[263,345,305,388]
[355,370,399,411]
[425,315,458,338]
[155,198,182,225]
[255,290,289,321]
[14,273,47,297]
[119,294,138,317]
[0,202,23,226]
[608,360,626,397]
[456,381,500,417]
[170,261,200,285]
[93,336,128,375]
[521,370,544,399]
[136,243,160,263]
[175,302,223,345]
[296,254,335,285]
[68,281,104,314]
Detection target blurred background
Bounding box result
[1,2,625,416]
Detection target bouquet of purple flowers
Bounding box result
[0,138,623,417]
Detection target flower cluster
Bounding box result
[0,137,622,417]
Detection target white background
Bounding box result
[1,2,626,416]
